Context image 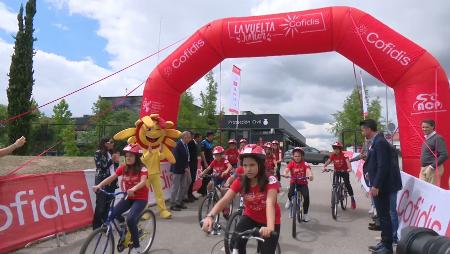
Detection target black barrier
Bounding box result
[396,226,450,254]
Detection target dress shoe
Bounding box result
[189,195,198,201]
[176,204,188,209]
[368,224,381,231]
[372,245,393,254]
[170,206,181,211]
[368,242,383,251]
[369,222,377,227]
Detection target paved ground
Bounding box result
[14,164,383,254]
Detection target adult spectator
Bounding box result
[420,119,448,186]
[170,131,192,211]
[92,138,116,230]
[198,131,215,196]
[0,136,26,157]
[186,131,199,202]
[361,119,402,254]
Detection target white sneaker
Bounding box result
[368,206,375,214]
[129,246,144,254]
[303,213,310,222]
[285,200,291,209]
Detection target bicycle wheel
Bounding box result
[135,208,156,253]
[331,188,337,220]
[340,184,348,210]
[276,243,281,254]
[224,211,242,254]
[297,194,304,224]
[198,195,218,227]
[79,227,114,254]
[222,190,234,220]
[292,197,298,238]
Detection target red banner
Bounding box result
[0,172,93,253]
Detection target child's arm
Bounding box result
[283,165,290,178]
[323,158,331,171]
[200,165,212,176]
[222,163,233,176]
[93,174,119,193]
[127,174,147,197]
[345,158,352,172]
[306,167,314,181]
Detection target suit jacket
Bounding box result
[171,140,190,174]
[363,133,402,193]
[187,139,198,166]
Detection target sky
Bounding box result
[0,0,449,150]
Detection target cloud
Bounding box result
[0,2,17,33]
[52,23,69,31]
[1,0,448,151]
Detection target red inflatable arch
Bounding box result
[140,6,450,188]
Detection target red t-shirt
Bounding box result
[286,160,310,185]
[225,149,240,165]
[209,158,231,179]
[273,148,282,162]
[116,165,149,201]
[265,154,276,176]
[329,152,349,172]
[230,176,281,225]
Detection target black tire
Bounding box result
[224,211,242,254]
[198,195,218,227]
[312,162,319,165]
[292,198,297,238]
[340,185,348,210]
[135,209,156,253]
[79,227,114,254]
[331,188,337,220]
[276,243,281,254]
[297,195,304,224]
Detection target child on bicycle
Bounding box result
[264,142,276,177]
[92,144,149,254]
[199,146,232,187]
[322,141,356,209]
[202,144,281,254]
[225,139,240,169]
[284,147,314,222]
[238,138,248,153]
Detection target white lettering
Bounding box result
[0,205,13,231]
[366,32,411,66]
[40,186,63,219]
[171,39,205,69]
[70,191,87,212]
[9,191,28,225]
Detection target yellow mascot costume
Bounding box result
[114,114,180,219]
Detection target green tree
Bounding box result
[178,89,204,130]
[200,71,219,129]
[0,105,7,146]
[52,99,79,155]
[330,88,383,147]
[6,0,37,155]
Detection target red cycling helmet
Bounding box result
[332,142,343,148]
[213,146,225,154]
[291,147,305,155]
[239,144,266,161]
[271,140,279,145]
[264,142,272,149]
[123,144,143,154]
[239,138,248,144]
[228,139,237,144]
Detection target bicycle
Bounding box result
[198,173,234,232]
[283,175,309,238]
[223,196,244,253]
[80,189,156,254]
[227,226,280,254]
[323,168,348,220]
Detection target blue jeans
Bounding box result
[389,191,399,241]
[110,199,147,248]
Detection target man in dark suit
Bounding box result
[186,132,199,202]
[170,131,192,211]
[360,119,402,254]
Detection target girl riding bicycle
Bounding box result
[202,144,281,254]
[199,146,232,187]
[284,147,314,222]
[264,142,276,177]
[225,139,240,169]
[93,144,149,254]
[322,142,356,209]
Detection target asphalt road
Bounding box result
[14,164,381,254]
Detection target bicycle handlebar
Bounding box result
[237,227,279,238]
[322,168,333,173]
[282,175,310,180]
[98,189,127,198]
